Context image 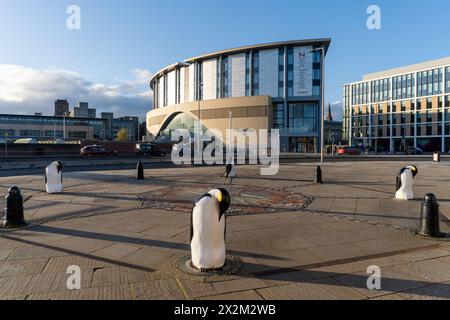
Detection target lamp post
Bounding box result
[310,47,326,164]
[63,112,67,141]
[4,133,8,158]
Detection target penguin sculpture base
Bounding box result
[189,261,226,273]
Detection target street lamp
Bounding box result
[310,47,326,164]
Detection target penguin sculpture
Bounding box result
[224,157,236,185]
[45,161,63,194]
[395,165,418,200]
[190,188,231,271]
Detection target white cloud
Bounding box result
[0,65,153,121]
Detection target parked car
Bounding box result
[135,143,166,157]
[80,145,117,156]
[14,138,38,144]
[337,146,361,156]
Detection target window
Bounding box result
[220,57,229,98]
[417,68,442,96]
[196,62,203,101]
[288,102,317,133]
[278,48,285,98]
[19,130,41,137]
[417,111,422,124]
[252,52,259,96]
[245,53,251,96]
[446,67,450,93]
[287,48,294,97]
[273,103,284,128]
[426,124,432,136]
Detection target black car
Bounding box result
[135,143,166,157]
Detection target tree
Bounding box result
[116,128,129,141]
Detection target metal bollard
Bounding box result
[4,186,27,228]
[137,161,144,180]
[433,152,441,163]
[418,193,441,238]
[314,166,323,184]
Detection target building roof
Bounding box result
[150,38,331,86]
[345,56,450,85]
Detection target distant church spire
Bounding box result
[326,102,333,121]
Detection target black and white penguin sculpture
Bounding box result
[45,161,63,194]
[224,157,236,185]
[395,165,418,200]
[190,188,231,270]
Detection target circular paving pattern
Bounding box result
[173,255,243,276]
[138,184,313,215]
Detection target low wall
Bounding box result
[0,141,138,157]
[0,143,80,157]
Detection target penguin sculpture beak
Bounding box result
[410,166,418,177]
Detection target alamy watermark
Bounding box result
[66,265,81,290]
[366,265,381,290]
[367,5,382,30]
[170,122,280,176]
[66,5,81,30]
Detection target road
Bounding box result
[0,154,448,177]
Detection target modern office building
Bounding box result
[0,114,108,140]
[54,99,70,116]
[101,112,114,140]
[72,102,97,119]
[343,57,450,153]
[112,116,139,141]
[146,39,331,152]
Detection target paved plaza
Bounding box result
[0,161,450,300]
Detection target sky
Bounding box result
[1,0,450,121]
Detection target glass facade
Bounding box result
[218,57,229,98]
[273,103,284,129]
[417,68,442,97]
[0,115,107,140]
[312,50,321,96]
[346,62,450,152]
[393,74,415,100]
[251,51,259,96]
[149,40,329,153]
[278,48,285,98]
[245,53,251,97]
[288,102,317,134]
[287,48,294,97]
[446,67,450,93]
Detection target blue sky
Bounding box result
[1,0,449,120]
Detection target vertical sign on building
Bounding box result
[294,46,313,97]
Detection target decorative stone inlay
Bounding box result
[138,184,313,215]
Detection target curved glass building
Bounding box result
[147,38,331,152]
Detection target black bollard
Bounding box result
[314,166,323,184]
[137,161,144,180]
[418,193,442,238]
[4,186,27,228]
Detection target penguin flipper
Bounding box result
[190,205,194,243]
[396,174,401,191]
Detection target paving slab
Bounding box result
[1,162,450,300]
